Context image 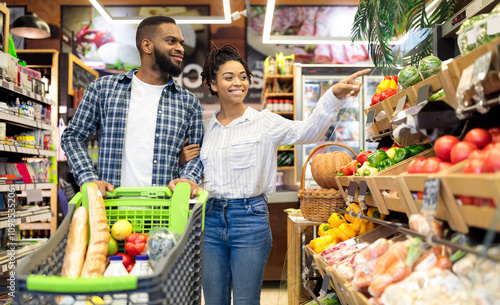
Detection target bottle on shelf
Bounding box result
[104,255,129,305]
[129,255,153,303]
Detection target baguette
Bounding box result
[60,206,88,278]
[80,184,110,278]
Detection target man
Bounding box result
[61,16,202,197]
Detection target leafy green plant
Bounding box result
[351,0,458,69]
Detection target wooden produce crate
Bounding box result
[364,100,390,137]
[326,266,360,305]
[347,175,383,212]
[396,158,465,232]
[335,175,351,203]
[379,87,417,120]
[439,161,500,233]
[447,37,500,108]
[408,68,457,109]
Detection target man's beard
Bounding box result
[153,47,183,77]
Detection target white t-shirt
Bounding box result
[121,74,166,186]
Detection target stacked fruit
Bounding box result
[370,75,398,106]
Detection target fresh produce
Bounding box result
[379,88,398,101]
[328,213,347,228]
[393,147,411,163]
[409,213,443,238]
[344,203,362,223]
[370,76,398,106]
[336,160,360,176]
[114,253,134,273]
[357,150,372,164]
[125,233,148,257]
[377,158,397,171]
[428,89,446,101]
[434,135,460,162]
[350,217,369,234]
[419,157,442,173]
[367,207,385,220]
[355,161,379,176]
[311,151,353,189]
[488,127,500,142]
[146,227,181,267]
[376,78,398,93]
[60,206,89,278]
[463,128,492,149]
[310,234,336,253]
[111,219,133,241]
[397,66,423,90]
[407,157,427,174]
[367,150,389,168]
[80,184,110,278]
[418,55,442,79]
[450,141,477,164]
[318,223,331,236]
[107,236,118,256]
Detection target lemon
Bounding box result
[111,220,133,241]
[87,296,104,305]
[107,236,118,255]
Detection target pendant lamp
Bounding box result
[10,1,50,39]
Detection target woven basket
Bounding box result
[298,142,358,222]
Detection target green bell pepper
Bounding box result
[367,150,388,168]
[406,144,426,156]
[377,158,397,171]
[393,147,411,163]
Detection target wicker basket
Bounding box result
[298,142,358,222]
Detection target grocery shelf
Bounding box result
[0,111,54,131]
[0,183,55,192]
[0,80,55,106]
[0,144,56,157]
[266,93,294,97]
[0,209,52,229]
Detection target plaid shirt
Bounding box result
[61,69,203,187]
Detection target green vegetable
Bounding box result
[355,162,379,176]
[367,150,389,168]
[406,144,426,156]
[393,147,411,163]
[377,158,397,171]
[398,66,423,90]
[418,55,442,79]
[429,89,446,101]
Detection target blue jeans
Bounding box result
[202,194,273,305]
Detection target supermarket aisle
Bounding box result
[201,281,286,304]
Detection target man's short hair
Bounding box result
[136,16,177,54]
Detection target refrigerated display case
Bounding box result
[294,64,383,183]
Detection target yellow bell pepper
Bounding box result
[331,228,348,242]
[367,221,376,231]
[350,217,368,233]
[328,213,347,228]
[367,206,386,220]
[344,203,362,223]
[309,235,336,253]
[376,79,397,93]
[338,223,357,240]
[318,223,331,237]
[358,222,368,234]
[386,147,397,159]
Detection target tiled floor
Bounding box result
[201,281,288,305]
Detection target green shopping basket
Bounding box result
[14,182,208,305]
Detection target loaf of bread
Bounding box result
[60,206,88,278]
[80,184,110,278]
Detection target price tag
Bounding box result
[304,255,314,275]
[417,84,431,104]
[320,274,331,297]
[487,15,500,35]
[27,189,43,203]
[29,92,35,98]
[358,180,368,210]
[22,88,27,96]
[466,30,477,45]
[366,109,375,126]
[422,178,440,214]
[8,82,13,91]
[347,181,357,203]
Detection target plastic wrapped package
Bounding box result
[398,66,422,90]
[418,55,442,79]
[457,11,500,55]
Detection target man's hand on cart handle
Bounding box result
[169,178,200,199]
[84,180,115,198]
[331,68,371,99]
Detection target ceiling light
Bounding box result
[261,0,438,45]
[88,0,232,24]
[11,0,51,39]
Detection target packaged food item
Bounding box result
[418,55,442,79]
[104,255,129,277]
[397,66,422,90]
[457,10,500,55]
[129,255,153,303]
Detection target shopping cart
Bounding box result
[14,182,208,305]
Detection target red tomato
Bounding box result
[450,142,477,164]
[407,157,427,174]
[463,158,485,174]
[459,195,473,205]
[463,128,492,149]
[482,147,500,173]
[488,127,500,134]
[489,127,500,143]
[484,142,500,151]
[416,191,424,200]
[420,157,442,173]
[438,162,451,172]
[434,135,459,162]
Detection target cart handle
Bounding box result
[27,275,137,293]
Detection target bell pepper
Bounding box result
[357,150,372,165]
[125,233,148,257]
[318,223,331,236]
[385,147,398,159]
[328,213,347,228]
[406,144,426,156]
[379,88,398,100]
[309,235,335,253]
[368,150,389,168]
[377,158,397,171]
[367,206,386,220]
[393,147,411,163]
[370,92,381,106]
[367,221,375,232]
[355,162,379,176]
[114,253,134,273]
[336,165,347,176]
[338,223,357,239]
[379,147,391,152]
[346,160,360,176]
[344,202,362,223]
[384,75,398,84]
[376,79,398,93]
[350,217,368,233]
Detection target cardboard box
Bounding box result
[0,52,18,82]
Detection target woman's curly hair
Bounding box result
[201,43,254,97]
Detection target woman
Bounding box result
[200,44,369,305]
